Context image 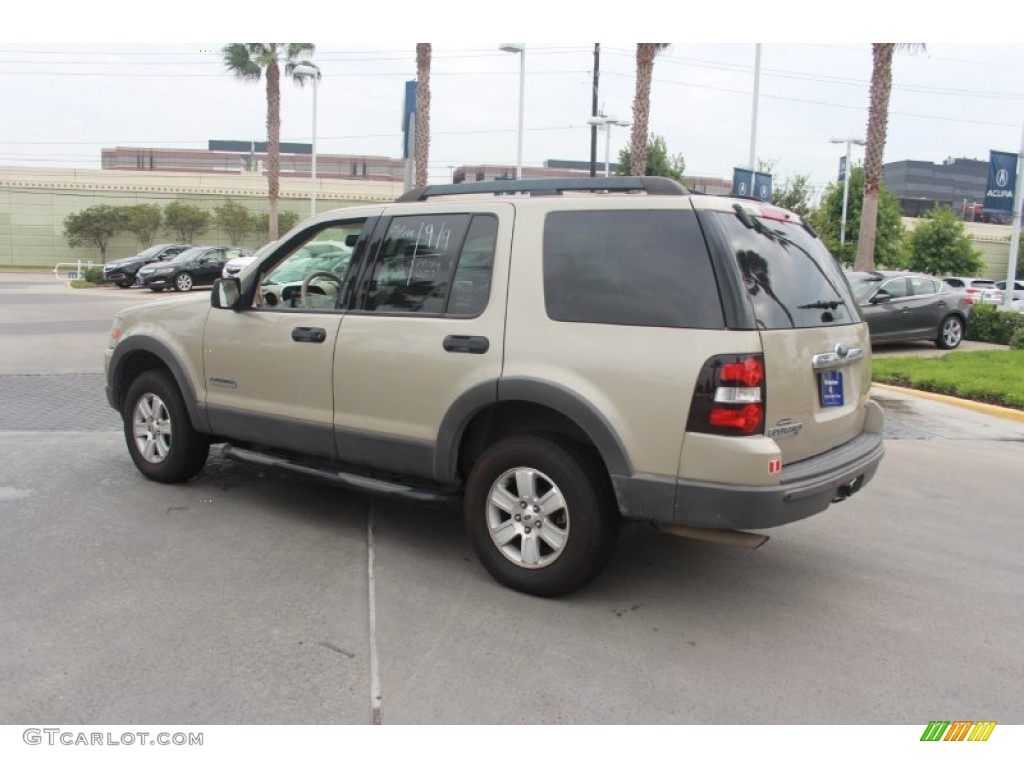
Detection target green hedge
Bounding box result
[83,266,105,284]
[1010,328,1024,351]
[966,305,1024,345]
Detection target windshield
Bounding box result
[132,244,165,260]
[846,273,883,302]
[265,248,351,284]
[170,247,206,263]
[713,210,860,329]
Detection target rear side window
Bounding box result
[543,210,724,328]
[712,211,859,329]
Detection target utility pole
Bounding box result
[590,44,600,177]
[748,44,761,192]
[1003,121,1024,310]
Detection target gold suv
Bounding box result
[104,177,885,596]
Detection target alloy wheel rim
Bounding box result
[485,467,569,569]
[944,319,962,346]
[177,274,192,290]
[132,393,172,464]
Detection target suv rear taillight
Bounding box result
[687,354,766,436]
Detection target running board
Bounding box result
[655,524,769,549]
[221,444,461,506]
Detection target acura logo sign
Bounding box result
[996,168,1009,188]
[835,343,849,359]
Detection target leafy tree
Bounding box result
[222,43,317,241]
[414,44,432,188]
[253,211,301,244]
[854,43,925,271]
[771,174,813,216]
[616,135,685,182]
[121,204,163,248]
[214,200,254,246]
[629,44,670,176]
[63,205,124,264]
[907,207,983,276]
[164,201,211,243]
[810,165,905,267]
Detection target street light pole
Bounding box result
[499,44,525,179]
[294,63,321,217]
[830,137,866,247]
[587,116,631,177]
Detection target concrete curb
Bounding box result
[872,382,1024,423]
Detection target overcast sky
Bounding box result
[4,5,1024,205]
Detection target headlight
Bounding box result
[108,316,123,349]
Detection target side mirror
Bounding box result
[870,290,892,304]
[212,278,243,311]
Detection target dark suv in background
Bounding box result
[102,243,192,288]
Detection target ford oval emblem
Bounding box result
[835,342,849,359]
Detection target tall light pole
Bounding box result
[748,43,761,192]
[294,63,321,217]
[587,115,630,177]
[499,43,525,179]
[830,137,866,247]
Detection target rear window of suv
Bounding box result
[711,210,859,329]
[543,210,725,329]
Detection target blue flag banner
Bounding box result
[983,150,1017,214]
[402,80,417,158]
[732,168,773,201]
[732,168,753,197]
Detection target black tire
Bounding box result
[122,370,210,483]
[936,314,964,350]
[149,287,164,293]
[173,272,194,292]
[463,435,619,597]
[117,282,132,289]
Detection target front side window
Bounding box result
[256,221,364,311]
[543,210,724,328]
[881,278,909,299]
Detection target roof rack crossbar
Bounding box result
[395,176,689,202]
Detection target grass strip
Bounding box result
[872,350,1024,410]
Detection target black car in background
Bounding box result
[847,270,972,350]
[102,243,192,287]
[136,246,252,292]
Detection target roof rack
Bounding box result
[395,176,689,203]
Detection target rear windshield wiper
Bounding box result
[798,300,844,310]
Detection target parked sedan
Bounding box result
[102,243,192,287]
[136,246,252,292]
[847,271,972,349]
[994,280,1024,309]
[941,276,1002,305]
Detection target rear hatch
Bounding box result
[707,204,870,464]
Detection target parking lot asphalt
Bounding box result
[1,272,1022,726]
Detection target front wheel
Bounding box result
[122,370,209,483]
[463,435,619,597]
[936,315,964,350]
[173,272,194,292]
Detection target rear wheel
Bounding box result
[122,370,209,483]
[936,315,964,350]
[463,435,619,597]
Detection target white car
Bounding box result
[221,240,278,279]
[941,276,1002,305]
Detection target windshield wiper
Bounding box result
[798,300,843,310]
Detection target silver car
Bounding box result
[848,271,972,349]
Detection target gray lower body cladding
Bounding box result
[612,432,885,530]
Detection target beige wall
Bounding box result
[901,216,1015,280]
[0,166,403,267]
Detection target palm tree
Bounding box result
[853,43,924,271]
[414,44,432,188]
[222,43,317,241]
[629,44,670,176]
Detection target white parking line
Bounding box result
[367,503,382,725]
